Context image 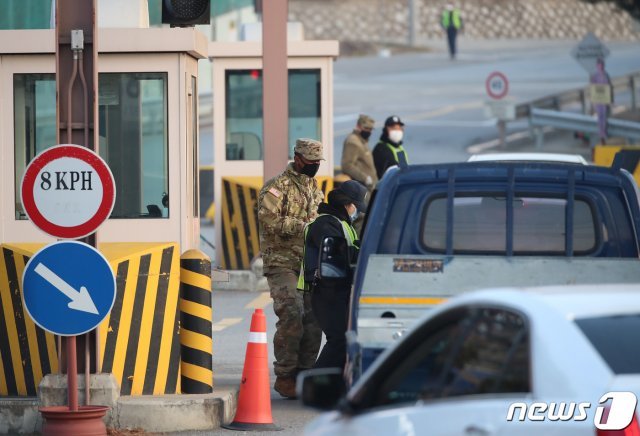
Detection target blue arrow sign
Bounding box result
[22,241,116,336]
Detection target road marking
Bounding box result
[409,119,497,128]
[333,101,485,137]
[245,292,273,309]
[211,318,243,332]
[334,113,358,123]
[404,101,484,121]
[466,127,554,154]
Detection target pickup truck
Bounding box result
[344,161,640,382]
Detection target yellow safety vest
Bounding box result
[297,214,358,291]
[385,143,409,166]
[441,9,461,29]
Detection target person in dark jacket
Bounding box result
[373,115,409,180]
[297,180,368,369]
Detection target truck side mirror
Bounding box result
[319,236,350,280]
[298,368,347,411]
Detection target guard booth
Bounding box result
[209,39,339,270]
[0,27,207,397]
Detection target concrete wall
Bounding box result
[289,0,640,44]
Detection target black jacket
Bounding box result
[373,132,406,180]
[303,203,358,284]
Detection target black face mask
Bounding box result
[360,130,372,140]
[300,163,320,177]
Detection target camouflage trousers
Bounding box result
[266,267,322,378]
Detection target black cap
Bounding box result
[335,180,368,213]
[384,115,405,127]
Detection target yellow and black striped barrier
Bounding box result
[99,243,181,396]
[0,244,59,396]
[0,242,181,397]
[220,176,333,270]
[179,249,213,394]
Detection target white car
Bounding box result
[300,285,640,435]
[467,152,589,165]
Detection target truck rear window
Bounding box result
[575,315,640,374]
[422,195,597,254]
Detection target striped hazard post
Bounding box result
[179,249,213,393]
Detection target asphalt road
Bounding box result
[191,38,640,436]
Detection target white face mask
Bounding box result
[388,129,403,143]
[349,206,358,221]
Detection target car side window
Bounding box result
[436,307,530,398]
[374,307,530,407]
[373,311,471,406]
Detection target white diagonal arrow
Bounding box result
[34,262,99,315]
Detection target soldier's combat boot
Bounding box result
[274,376,297,399]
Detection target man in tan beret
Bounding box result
[341,114,378,191]
[257,138,325,398]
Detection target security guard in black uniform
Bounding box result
[373,115,409,180]
[297,180,367,369]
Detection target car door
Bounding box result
[339,305,533,436]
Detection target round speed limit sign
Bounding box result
[486,71,509,100]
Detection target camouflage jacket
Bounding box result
[258,163,324,273]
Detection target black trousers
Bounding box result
[311,284,350,369]
[447,27,458,58]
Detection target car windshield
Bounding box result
[575,314,640,374]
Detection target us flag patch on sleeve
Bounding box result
[268,187,282,198]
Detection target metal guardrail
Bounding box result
[515,71,640,119]
[530,108,640,142]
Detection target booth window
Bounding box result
[14,72,169,220]
[225,69,321,160]
[98,73,169,218]
[14,74,57,219]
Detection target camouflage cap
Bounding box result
[294,138,325,161]
[357,114,375,129]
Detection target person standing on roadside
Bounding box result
[441,3,463,60]
[298,180,367,370]
[373,115,409,180]
[341,114,378,192]
[257,138,325,399]
[591,58,613,144]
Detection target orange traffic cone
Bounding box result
[223,309,281,431]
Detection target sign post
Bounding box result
[22,145,115,434]
[484,71,514,147]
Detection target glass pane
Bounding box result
[224,69,321,161]
[14,74,56,219]
[98,73,169,218]
[192,76,199,217]
[439,308,530,397]
[288,70,321,157]
[575,314,640,374]
[422,195,596,254]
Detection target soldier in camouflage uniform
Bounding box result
[257,138,325,398]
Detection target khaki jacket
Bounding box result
[341,131,378,188]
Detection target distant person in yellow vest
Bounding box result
[341,114,378,191]
[441,3,463,60]
[373,115,409,180]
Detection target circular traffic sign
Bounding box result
[486,71,509,100]
[22,241,116,336]
[21,144,115,239]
